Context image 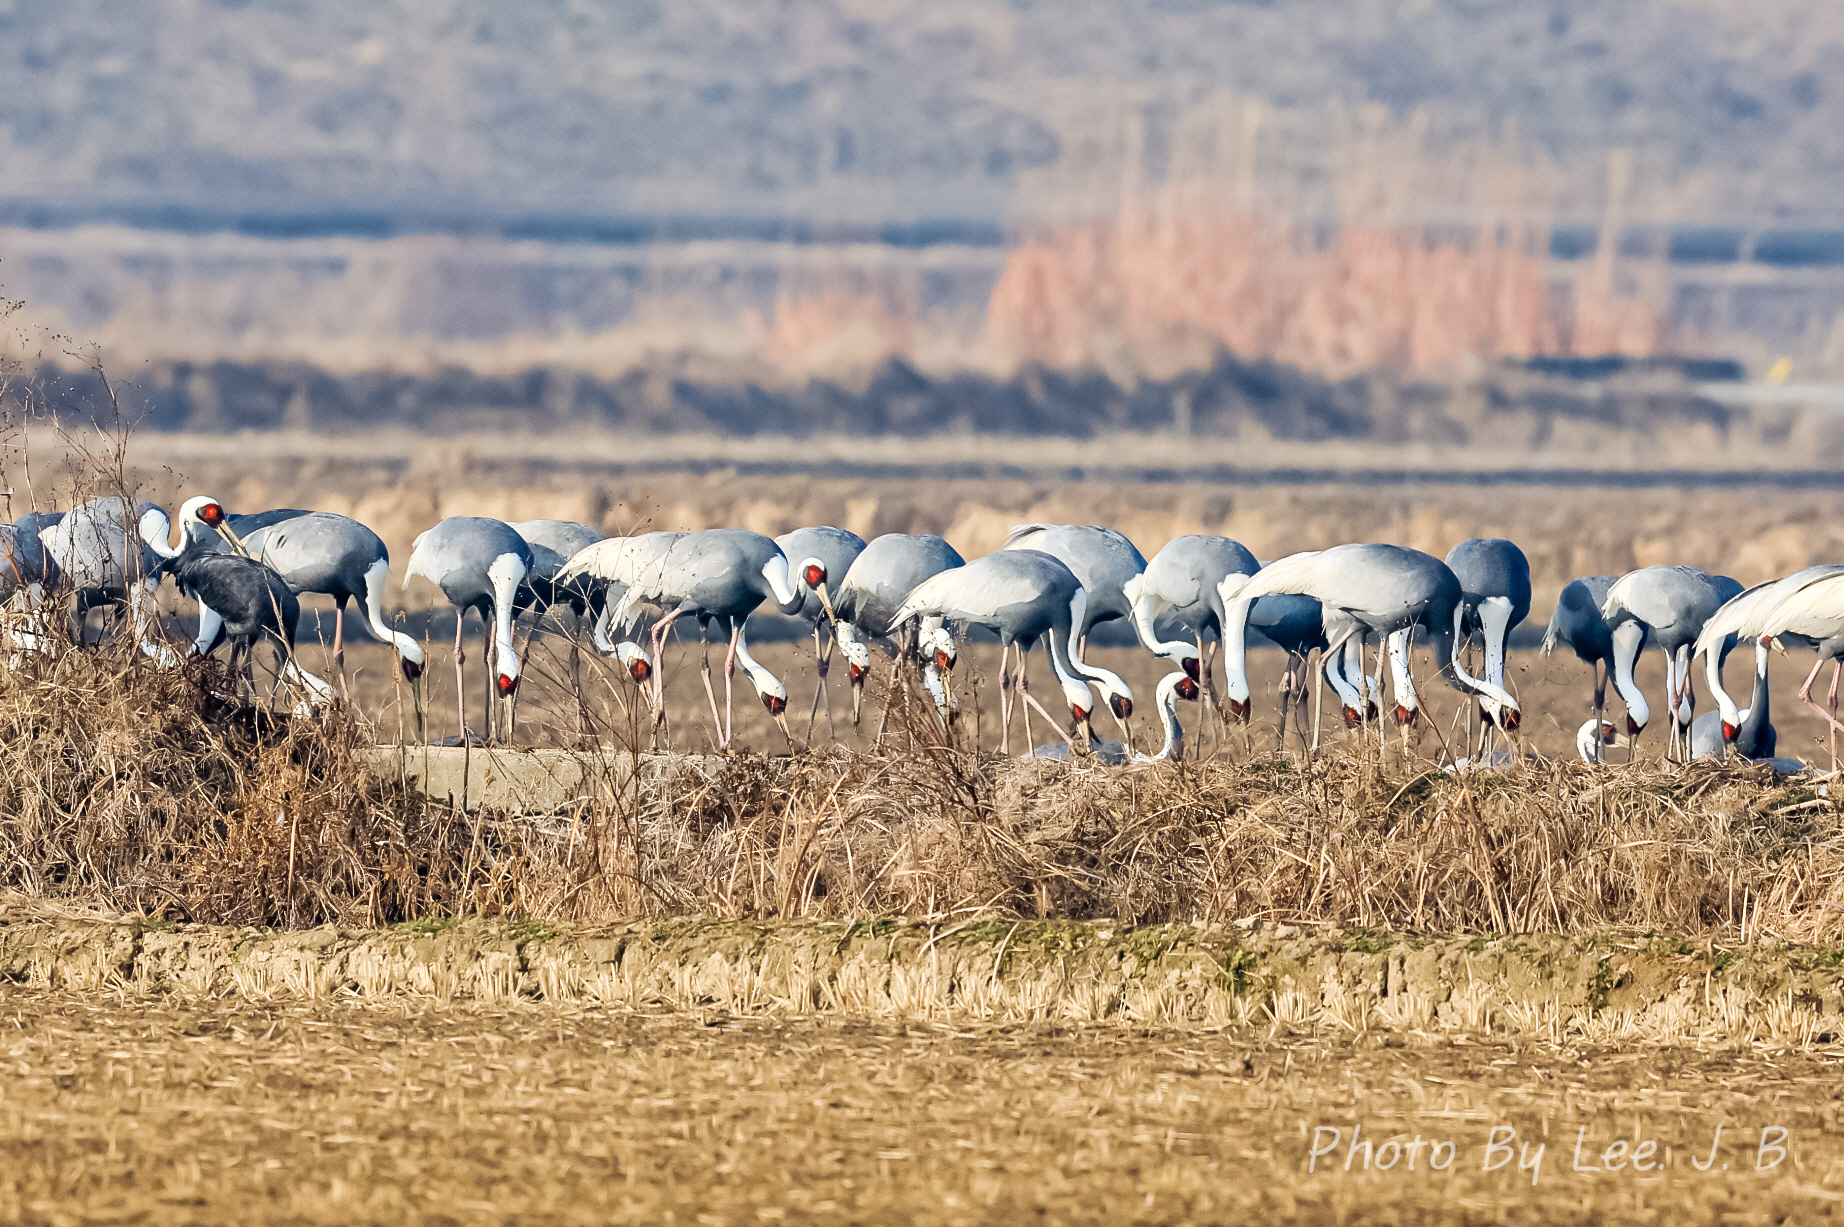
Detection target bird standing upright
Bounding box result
[405,518,533,744]
[829,533,964,727]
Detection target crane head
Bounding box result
[197,501,224,527]
[1109,694,1133,720]
[762,692,787,716]
[935,647,954,673]
[1069,700,1090,722]
[400,657,423,683]
[1343,704,1364,728]
[1181,656,1201,682]
[1394,703,1417,727]
[1226,695,1250,722]
[848,663,865,686]
[496,672,519,697]
[1175,676,1200,702]
[628,657,651,684]
[1722,720,1739,742]
[802,562,825,590]
[1625,714,1643,735]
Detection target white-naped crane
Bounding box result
[1024,669,1200,765]
[1001,523,1140,737]
[154,515,334,711]
[1445,538,1532,753]
[1217,543,1521,752]
[562,528,831,749]
[891,549,1134,755]
[1125,534,1334,749]
[1717,567,1844,770]
[1691,566,1843,755]
[829,532,965,727]
[1541,575,1647,761]
[510,519,608,722]
[39,496,181,663]
[775,525,866,739]
[160,500,427,699]
[1599,565,1741,760]
[1689,634,1780,762]
[405,517,533,745]
[553,530,687,701]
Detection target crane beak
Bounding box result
[815,581,836,627]
[214,521,251,558]
[850,668,865,726]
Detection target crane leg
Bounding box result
[697,637,725,749]
[453,608,468,746]
[722,624,740,749]
[996,642,1013,755]
[1016,644,1037,753]
[805,624,826,744]
[648,610,685,738]
[1592,659,1607,764]
[1830,661,1843,774]
[1022,645,1077,747]
[333,598,349,702]
[483,618,498,744]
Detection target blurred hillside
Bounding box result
[2,0,1842,427]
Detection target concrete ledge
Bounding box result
[364,745,727,812]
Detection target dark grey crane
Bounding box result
[1001,523,1141,735]
[1220,544,1521,752]
[1600,565,1742,759]
[775,525,865,739]
[1445,538,1533,750]
[892,550,1135,755]
[831,532,965,726]
[513,519,606,621]
[167,499,427,695]
[156,531,334,710]
[405,517,533,745]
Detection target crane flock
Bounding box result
[3,490,1840,772]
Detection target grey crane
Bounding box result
[163,500,428,700]
[775,525,866,739]
[1001,524,1140,735]
[1541,575,1651,761]
[892,549,1134,755]
[1600,565,1742,759]
[510,519,610,721]
[1024,670,1200,765]
[155,526,334,710]
[830,533,965,726]
[404,517,533,745]
[1218,544,1520,751]
[1445,538,1532,750]
[564,528,829,748]
[41,497,179,663]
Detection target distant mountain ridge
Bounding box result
[1,0,1838,230]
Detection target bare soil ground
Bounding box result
[1,987,1839,1225]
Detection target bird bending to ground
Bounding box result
[1727,568,1844,770]
[1600,565,1741,759]
[155,518,334,711]
[167,501,428,699]
[1542,575,1645,760]
[1023,670,1200,764]
[829,532,964,727]
[1689,635,1778,761]
[554,530,684,692]
[405,517,532,744]
[41,497,179,663]
[775,525,865,740]
[1445,538,1531,753]
[1001,524,1140,738]
[1217,543,1520,751]
[892,549,1133,755]
[567,528,828,748]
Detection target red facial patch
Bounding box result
[1071,704,1090,721]
[1722,721,1738,741]
[1499,708,1521,733]
[1176,677,1200,702]
[1394,703,1417,727]
[496,673,518,697]
[200,503,224,526]
[1342,705,1363,728]
[630,658,652,684]
[1181,656,1201,682]
[400,659,423,683]
[1227,696,1250,722]
[803,564,825,589]
[763,694,787,715]
[935,648,954,672]
[848,663,865,684]
[1625,715,1642,735]
[1110,695,1133,720]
